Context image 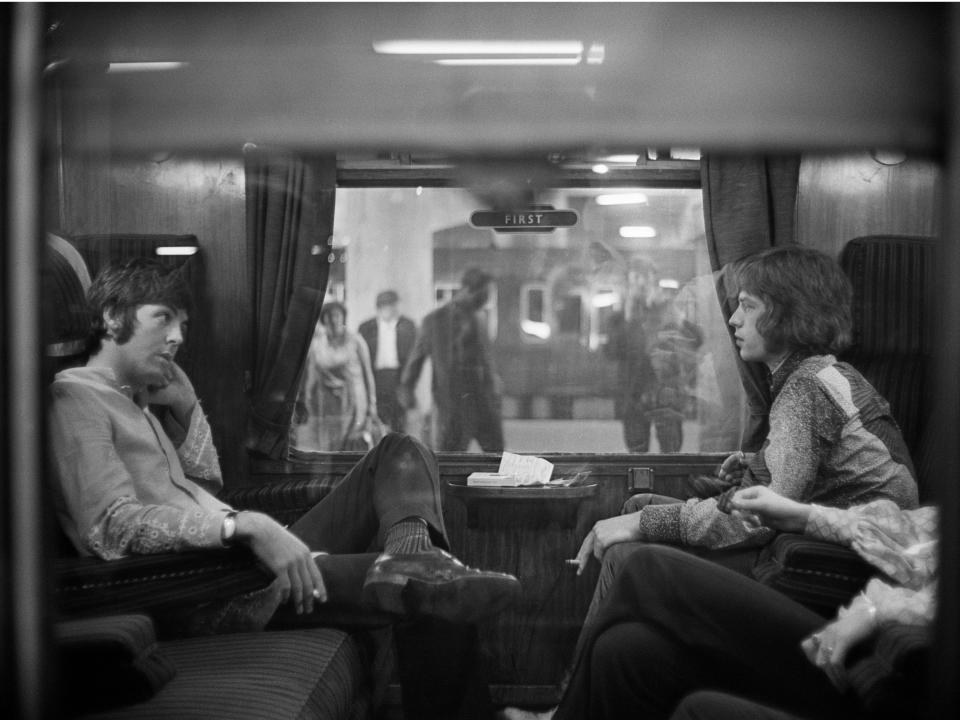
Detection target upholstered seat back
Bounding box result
[44,233,92,379]
[839,235,935,497]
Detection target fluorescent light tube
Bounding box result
[619,226,657,239]
[107,62,188,73]
[434,57,582,66]
[597,192,648,205]
[373,40,584,56]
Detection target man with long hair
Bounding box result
[503,245,920,720]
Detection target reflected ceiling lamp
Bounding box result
[597,192,648,206]
[373,39,604,66]
[619,226,657,239]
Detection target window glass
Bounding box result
[292,185,746,454]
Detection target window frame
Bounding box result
[304,157,724,460]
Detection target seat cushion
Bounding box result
[77,627,368,720]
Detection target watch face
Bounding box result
[222,514,236,544]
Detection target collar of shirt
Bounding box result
[57,365,139,403]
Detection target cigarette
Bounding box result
[564,558,579,566]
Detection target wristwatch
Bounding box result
[221,510,239,546]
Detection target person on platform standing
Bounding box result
[359,289,417,434]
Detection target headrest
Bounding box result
[44,233,92,358]
[840,235,935,357]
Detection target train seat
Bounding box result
[839,234,936,496]
[749,235,935,715]
[59,614,369,720]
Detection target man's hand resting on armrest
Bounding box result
[233,512,328,615]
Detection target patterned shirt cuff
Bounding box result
[177,404,222,487]
[804,504,855,545]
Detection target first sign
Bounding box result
[470,209,579,232]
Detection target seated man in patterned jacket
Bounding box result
[533,246,921,716]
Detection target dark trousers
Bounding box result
[623,409,683,453]
[436,391,504,453]
[281,432,493,720]
[670,691,811,720]
[570,495,759,669]
[554,545,863,720]
[374,368,405,432]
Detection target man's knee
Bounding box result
[621,492,656,514]
[670,691,722,720]
[599,541,645,578]
[610,544,695,592]
[670,691,789,720]
[376,432,435,473]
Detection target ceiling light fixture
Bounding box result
[373,39,602,67]
[373,40,584,56]
[106,61,188,73]
[155,246,199,256]
[619,226,657,239]
[586,43,606,65]
[435,57,582,66]
[597,192,648,205]
[600,154,641,165]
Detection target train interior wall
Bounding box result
[49,129,943,487]
[46,129,944,700]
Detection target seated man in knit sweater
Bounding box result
[49,257,520,720]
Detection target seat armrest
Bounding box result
[55,613,177,714]
[752,533,875,616]
[221,476,340,525]
[56,547,273,618]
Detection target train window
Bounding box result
[292,177,746,455]
[520,284,549,342]
[555,294,584,335]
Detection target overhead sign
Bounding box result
[470,208,579,233]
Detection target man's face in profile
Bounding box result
[112,303,188,390]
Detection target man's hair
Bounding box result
[735,245,852,356]
[86,258,193,353]
[375,290,399,308]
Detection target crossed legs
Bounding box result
[555,544,858,720]
[283,432,517,719]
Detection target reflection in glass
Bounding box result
[291,186,745,454]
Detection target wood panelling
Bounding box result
[51,97,251,483]
[797,152,942,257]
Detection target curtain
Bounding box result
[701,154,801,450]
[245,147,336,459]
